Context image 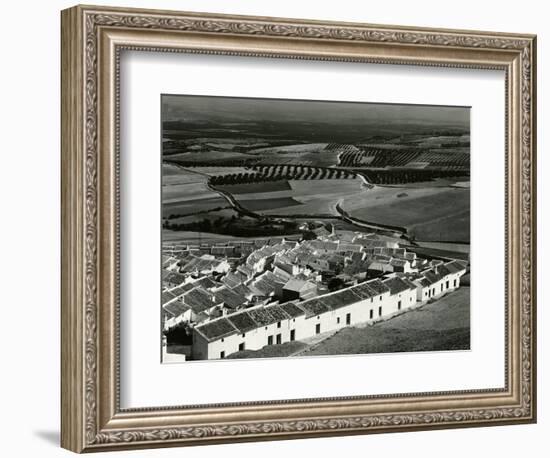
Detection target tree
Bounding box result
[302,230,317,240]
[328,277,346,292]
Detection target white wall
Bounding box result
[0,0,546,457]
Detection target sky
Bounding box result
[162,94,470,129]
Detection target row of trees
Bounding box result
[339,149,422,168]
[359,169,469,185]
[339,149,470,170]
[209,165,354,186]
[164,216,300,237]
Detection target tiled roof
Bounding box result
[237,265,254,278]
[214,287,246,309]
[299,298,332,317]
[194,276,218,290]
[181,257,221,273]
[246,308,277,327]
[163,301,191,318]
[182,288,216,314]
[221,271,243,288]
[365,279,391,295]
[195,318,237,342]
[272,267,293,282]
[162,291,178,306]
[231,283,254,299]
[279,302,306,318]
[283,279,315,292]
[227,311,258,333]
[163,271,186,286]
[445,260,468,274]
[168,283,195,297]
[265,305,290,323]
[382,277,414,295]
[350,283,377,299]
[337,243,362,253]
[334,289,363,307]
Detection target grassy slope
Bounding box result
[227,341,308,359]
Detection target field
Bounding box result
[342,185,470,242]
[239,197,302,211]
[415,241,470,253]
[166,151,252,163]
[162,164,230,219]
[217,180,291,194]
[303,286,470,356]
[227,178,369,215]
[162,230,248,243]
[188,166,257,177]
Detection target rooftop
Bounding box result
[283,278,316,292]
[183,288,216,314]
[195,318,238,342]
[163,301,191,318]
[382,276,415,295]
[227,311,258,333]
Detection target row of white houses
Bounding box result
[192,260,467,360]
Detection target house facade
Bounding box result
[191,260,466,360]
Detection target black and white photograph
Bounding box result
[160,95,471,362]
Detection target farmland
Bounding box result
[226,178,370,216]
[341,185,470,242]
[162,106,470,245]
[162,164,230,219]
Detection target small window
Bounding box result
[346,313,351,325]
[265,326,268,330]
[337,317,340,324]
[277,321,281,328]
[315,323,321,334]
[220,351,225,359]
[221,338,224,343]
[398,300,402,310]
[370,297,373,303]
[317,315,320,320]
[242,333,245,338]
[369,309,373,319]
[379,295,382,301]
[378,306,382,317]
[293,318,295,322]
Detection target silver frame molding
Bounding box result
[61,4,537,453]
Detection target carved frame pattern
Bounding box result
[61,5,536,453]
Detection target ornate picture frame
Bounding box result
[61,4,536,453]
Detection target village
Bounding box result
[161,228,468,361]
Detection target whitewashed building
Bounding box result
[191,260,467,360]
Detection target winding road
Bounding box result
[166,161,409,239]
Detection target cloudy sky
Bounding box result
[162,94,469,128]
